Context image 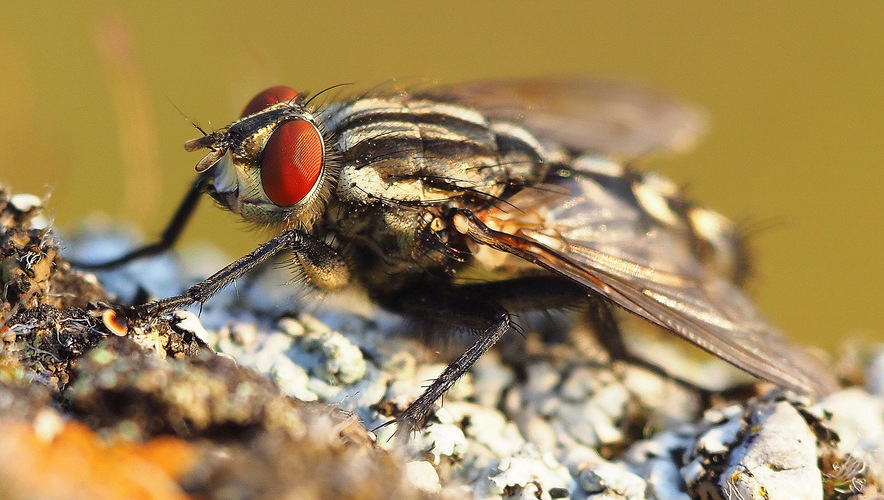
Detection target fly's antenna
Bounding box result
[304,83,354,107]
[167,96,210,136]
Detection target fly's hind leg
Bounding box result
[585,295,755,399]
[586,295,694,384]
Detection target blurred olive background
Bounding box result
[1,3,880,351]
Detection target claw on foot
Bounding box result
[371,405,430,444]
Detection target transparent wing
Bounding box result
[423,77,707,157]
[464,173,838,396]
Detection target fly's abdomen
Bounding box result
[564,154,750,284]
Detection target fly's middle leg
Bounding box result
[586,295,704,389]
[375,277,587,436]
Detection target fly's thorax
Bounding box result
[317,94,573,289]
[323,194,476,295]
[339,202,457,260]
[335,156,508,207]
[322,95,560,208]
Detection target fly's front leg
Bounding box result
[127,228,349,320]
[75,175,208,270]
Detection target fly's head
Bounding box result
[185,86,336,229]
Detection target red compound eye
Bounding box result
[260,120,324,207]
[241,85,299,117]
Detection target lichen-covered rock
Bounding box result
[717,401,823,499]
[3,185,883,499]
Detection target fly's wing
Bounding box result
[463,172,838,396]
[423,77,706,157]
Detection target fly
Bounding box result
[82,78,839,434]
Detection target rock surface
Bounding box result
[1,186,882,499]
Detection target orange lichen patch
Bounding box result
[0,418,199,500]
